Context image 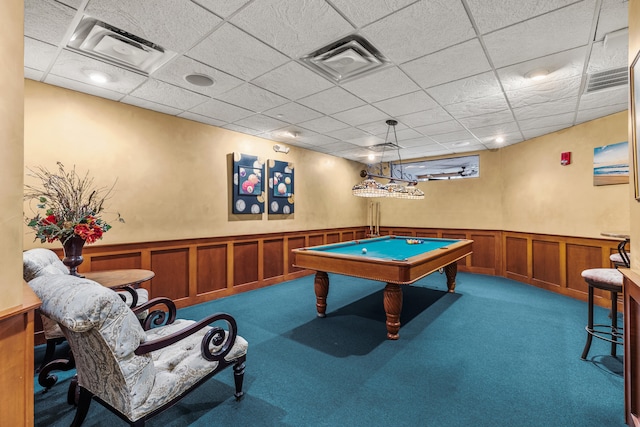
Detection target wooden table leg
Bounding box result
[444,262,458,293]
[384,283,402,340]
[314,271,329,318]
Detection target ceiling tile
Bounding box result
[48,50,148,93]
[362,0,475,63]
[431,130,477,144]
[397,106,452,127]
[44,74,124,101]
[295,132,340,146]
[522,123,574,139]
[326,127,372,142]
[347,134,386,147]
[329,0,416,28]
[85,0,222,53]
[342,66,420,103]
[469,121,521,139]
[187,23,289,81]
[415,120,467,137]
[189,98,254,122]
[298,87,366,115]
[24,37,58,72]
[192,0,252,18]
[24,69,44,80]
[575,103,627,124]
[427,71,502,105]
[178,111,226,127]
[398,136,439,148]
[298,116,350,133]
[595,0,629,41]
[24,0,76,44]
[579,86,628,110]
[401,39,492,89]
[230,0,354,58]
[128,79,209,110]
[497,46,587,91]
[466,0,577,34]
[262,102,324,124]
[331,105,389,127]
[483,0,597,68]
[223,123,263,135]
[457,109,515,128]
[214,83,289,113]
[513,97,578,121]
[444,93,510,119]
[122,96,183,116]
[505,75,582,108]
[518,112,575,131]
[588,40,628,74]
[152,55,244,97]
[252,61,333,100]
[233,114,289,133]
[373,91,439,117]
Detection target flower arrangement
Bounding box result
[24,162,124,244]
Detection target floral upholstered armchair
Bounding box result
[25,249,248,426]
[28,271,248,426]
[23,248,149,387]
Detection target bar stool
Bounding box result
[580,268,624,360]
[610,252,631,268]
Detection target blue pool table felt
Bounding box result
[314,236,459,261]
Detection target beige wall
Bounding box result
[630,0,640,269]
[0,0,24,310]
[377,111,628,238]
[24,80,631,247]
[501,112,629,238]
[23,80,368,249]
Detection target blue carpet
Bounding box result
[33,272,625,426]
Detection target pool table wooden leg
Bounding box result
[314,271,329,318]
[444,262,457,293]
[384,283,402,340]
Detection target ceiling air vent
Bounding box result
[368,142,402,152]
[584,67,628,94]
[300,35,391,83]
[67,17,176,75]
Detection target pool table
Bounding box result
[292,235,473,339]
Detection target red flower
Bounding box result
[74,223,103,244]
[41,214,57,225]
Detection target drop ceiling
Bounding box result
[24,0,630,163]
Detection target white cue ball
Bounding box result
[362,248,367,254]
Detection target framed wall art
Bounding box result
[631,50,640,199]
[593,141,629,186]
[268,160,294,214]
[232,152,265,214]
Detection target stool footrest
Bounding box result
[585,324,623,345]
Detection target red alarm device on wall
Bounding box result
[561,152,571,166]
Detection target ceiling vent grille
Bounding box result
[67,17,176,75]
[368,142,402,152]
[300,35,390,83]
[584,67,628,94]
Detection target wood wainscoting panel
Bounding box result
[86,252,142,272]
[355,229,367,240]
[196,244,227,294]
[623,269,640,427]
[532,239,561,288]
[327,232,340,244]
[468,233,498,274]
[151,248,190,300]
[505,236,528,280]
[416,231,438,238]
[341,230,355,241]
[288,236,306,273]
[264,238,284,279]
[565,243,602,295]
[233,240,259,286]
[309,234,324,247]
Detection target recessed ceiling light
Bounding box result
[368,153,375,161]
[184,73,215,87]
[452,141,470,147]
[525,68,549,80]
[84,70,111,84]
[495,136,505,143]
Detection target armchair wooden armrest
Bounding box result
[135,313,238,363]
[132,297,177,330]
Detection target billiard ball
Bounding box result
[362,248,367,254]
[248,174,259,184]
[277,182,287,194]
[242,181,254,193]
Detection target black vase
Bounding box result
[62,235,85,277]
